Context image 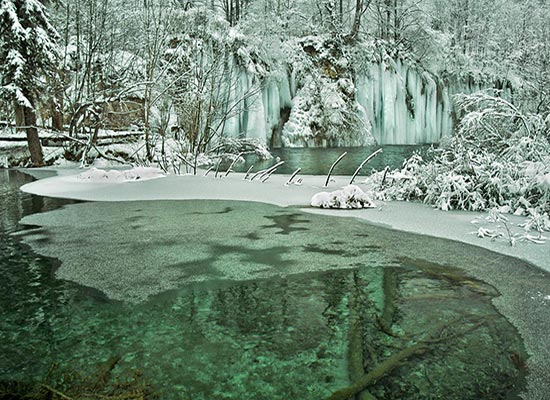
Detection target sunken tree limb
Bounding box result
[326,339,427,400]
[325,318,486,400]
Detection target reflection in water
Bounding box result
[0,170,530,399]
[0,170,79,380]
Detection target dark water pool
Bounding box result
[0,169,534,399]
[232,145,431,175]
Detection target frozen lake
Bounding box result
[1,169,547,399]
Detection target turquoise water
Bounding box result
[0,170,532,399]
[232,145,431,175]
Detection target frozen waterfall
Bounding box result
[222,59,496,147]
[221,69,293,146]
[355,59,495,144]
[355,59,454,145]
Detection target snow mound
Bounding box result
[76,167,165,183]
[311,185,376,209]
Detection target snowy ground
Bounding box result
[0,127,142,140]
[20,167,550,274]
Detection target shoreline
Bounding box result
[17,166,550,400]
[20,167,550,274]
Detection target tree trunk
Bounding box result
[51,95,64,131]
[393,0,399,43]
[18,101,45,167]
[14,101,25,132]
[350,0,371,39]
[144,89,152,162]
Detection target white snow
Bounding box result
[20,169,550,276]
[76,167,165,183]
[536,173,550,189]
[311,185,376,209]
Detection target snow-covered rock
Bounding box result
[311,185,376,209]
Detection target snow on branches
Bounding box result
[366,91,550,215]
[0,0,59,106]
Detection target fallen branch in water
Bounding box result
[250,169,265,181]
[4,356,150,400]
[243,165,254,180]
[214,159,222,178]
[204,166,214,176]
[325,340,428,400]
[261,170,276,182]
[286,168,301,186]
[259,161,285,180]
[378,267,399,337]
[324,152,347,187]
[91,356,121,391]
[324,318,486,400]
[349,149,383,184]
[41,384,73,400]
[347,272,378,400]
[225,152,244,177]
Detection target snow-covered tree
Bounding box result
[0,0,59,166]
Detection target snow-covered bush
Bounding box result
[155,136,272,175]
[311,185,376,209]
[367,154,430,202]
[366,91,550,216]
[211,137,272,161]
[473,207,550,246]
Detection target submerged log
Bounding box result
[325,318,486,400]
[1,355,150,400]
[327,340,428,400]
[348,314,377,400]
[378,268,398,336]
[348,272,377,400]
[92,356,121,391]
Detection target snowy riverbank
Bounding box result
[20,166,550,274]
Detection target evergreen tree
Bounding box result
[0,0,59,166]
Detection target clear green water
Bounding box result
[231,145,431,175]
[0,170,530,399]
